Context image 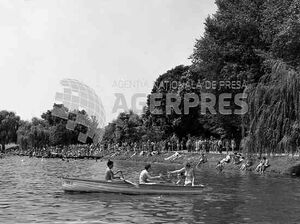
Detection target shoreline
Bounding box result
[104,151,300,177]
[4,148,300,177]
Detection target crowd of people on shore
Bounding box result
[5,136,271,176]
[7,144,102,159]
[104,136,237,154]
[6,136,238,159]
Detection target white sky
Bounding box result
[0,0,217,124]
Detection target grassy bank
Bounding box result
[102,151,300,177]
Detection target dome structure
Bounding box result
[54,79,106,127]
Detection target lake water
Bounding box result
[0,156,299,224]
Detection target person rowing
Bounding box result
[168,162,195,186]
[104,160,123,181]
[139,164,162,184]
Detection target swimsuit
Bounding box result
[184,168,193,186]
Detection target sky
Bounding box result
[0,0,217,124]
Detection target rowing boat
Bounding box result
[62,177,205,195]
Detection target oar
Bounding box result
[120,172,139,188]
[155,172,175,184]
[124,179,139,187]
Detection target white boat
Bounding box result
[62,177,205,195]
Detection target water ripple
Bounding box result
[1,156,300,223]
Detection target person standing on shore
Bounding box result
[231,139,236,151]
[217,139,223,153]
[225,139,230,153]
[186,137,192,152]
[177,139,181,151]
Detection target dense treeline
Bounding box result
[102,0,300,154]
[0,106,98,151]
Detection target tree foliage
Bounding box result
[102,110,148,145]
[244,60,300,154]
[0,111,20,151]
[102,0,300,153]
[16,105,99,149]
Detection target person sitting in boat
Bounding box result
[139,164,162,184]
[168,162,195,186]
[105,160,123,181]
[173,172,185,185]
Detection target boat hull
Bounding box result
[62,177,204,195]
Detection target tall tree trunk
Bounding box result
[1,144,5,153]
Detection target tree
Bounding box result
[188,0,269,143]
[270,1,300,67]
[100,0,300,152]
[17,120,31,150]
[17,118,51,150]
[244,60,300,154]
[145,65,191,139]
[101,111,146,145]
[0,111,20,152]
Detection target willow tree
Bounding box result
[242,0,300,154]
[0,111,20,152]
[243,60,300,154]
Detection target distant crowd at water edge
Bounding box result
[3,145,299,178]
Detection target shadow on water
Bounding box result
[60,191,210,223]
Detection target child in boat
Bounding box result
[175,172,185,185]
[168,162,195,186]
[104,160,123,181]
[139,164,162,184]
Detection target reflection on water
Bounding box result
[0,156,299,223]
